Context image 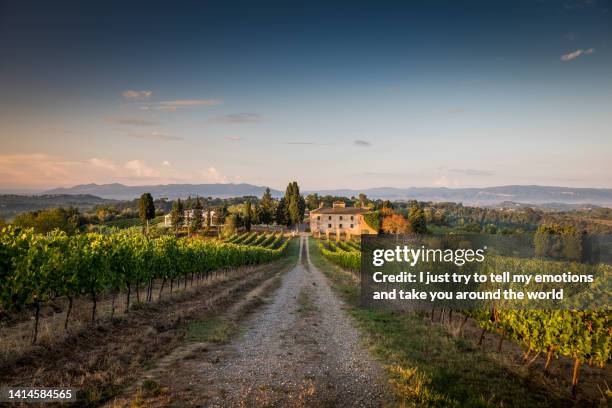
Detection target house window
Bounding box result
[328,216,332,220]
[317,216,320,220]
[339,216,343,220]
[350,224,353,228]
[328,224,332,228]
[350,216,354,220]
[339,224,343,228]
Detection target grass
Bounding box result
[308,236,569,408]
[185,316,239,343]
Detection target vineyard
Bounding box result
[316,238,361,273]
[0,226,291,344]
[314,237,611,397]
[222,231,287,250]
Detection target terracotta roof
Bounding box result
[309,207,369,215]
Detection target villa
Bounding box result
[309,201,377,237]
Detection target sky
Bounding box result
[0,0,610,192]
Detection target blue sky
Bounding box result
[0,0,610,191]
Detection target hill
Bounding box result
[43,183,283,200]
[310,185,612,207]
[0,194,115,220]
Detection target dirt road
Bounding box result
[128,235,390,407]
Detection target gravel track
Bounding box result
[192,235,389,407]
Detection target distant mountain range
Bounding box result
[44,183,283,201]
[308,185,612,207]
[40,183,612,207]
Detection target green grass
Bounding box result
[308,236,568,408]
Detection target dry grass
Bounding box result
[0,257,294,407]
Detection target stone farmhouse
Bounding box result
[309,201,377,238]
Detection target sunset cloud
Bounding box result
[561,48,595,61]
[122,90,152,99]
[159,99,220,111]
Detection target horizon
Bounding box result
[1,1,611,190]
[1,181,611,197]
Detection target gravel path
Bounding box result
[194,234,390,407]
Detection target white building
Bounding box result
[164,209,217,228]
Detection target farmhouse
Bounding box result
[164,209,217,228]
[309,201,377,237]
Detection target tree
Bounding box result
[276,197,287,226]
[306,193,320,210]
[408,206,427,234]
[222,213,238,237]
[358,193,368,207]
[382,213,408,238]
[259,188,275,226]
[170,198,184,232]
[191,197,203,234]
[139,193,155,235]
[244,201,253,232]
[283,181,305,229]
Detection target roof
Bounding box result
[309,207,369,215]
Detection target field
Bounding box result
[0,225,609,406]
[312,236,611,404]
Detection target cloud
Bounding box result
[354,140,372,147]
[211,113,263,123]
[561,48,595,61]
[127,131,182,141]
[88,158,118,171]
[122,90,152,99]
[432,175,460,187]
[203,167,228,183]
[564,32,576,41]
[158,99,220,112]
[0,154,235,188]
[448,168,493,176]
[107,117,159,126]
[224,136,243,141]
[124,160,160,178]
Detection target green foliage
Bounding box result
[408,206,427,234]
[170,198,184,230]
[138,193,155,224]
[0,225,291,328]
[280,181,305,227]
[244,201,253,232]
[363,212,380,232]
[12,207,84,234]
[259,188,275,225]
[316,239,360,272]
[534,224,582,261]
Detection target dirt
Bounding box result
[0,261,290,407]
[112,235,391,407]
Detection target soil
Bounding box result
[109,235,391,407]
